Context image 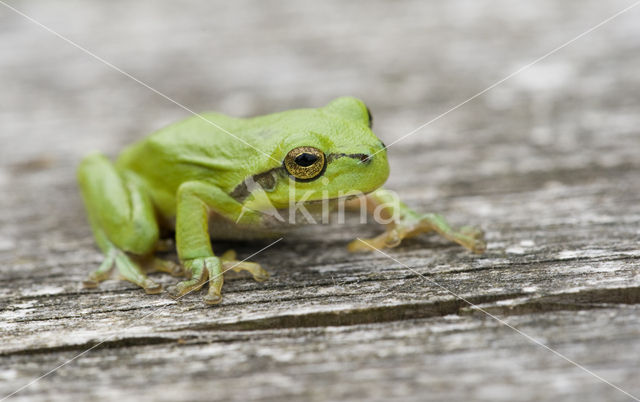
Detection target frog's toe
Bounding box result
[167,275,207,298]
[82,276,105,289]
[221,250,269,282]
[223,260,269,282]
[220,249,237,260]
[169,256,224,305]
[347,230,402,252]
[458,226,486,254]
[117,269,163,294]
[142,279,163,294]
[150,258,184,277]
[347,238,369,252]
[203,292,223,305]
[460,225,484,240]
[82,251,116,288]
[472,240,486,254]
[82,269,110,288]
[113,251,163,294]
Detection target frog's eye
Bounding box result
[283,146,326,181]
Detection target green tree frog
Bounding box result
[78,97,485,304]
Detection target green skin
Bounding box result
[78,97,485,305]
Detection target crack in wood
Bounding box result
[0,336,179,357]
[462,286,640,316]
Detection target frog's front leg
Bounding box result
[168,181,264,304]
[347,188,486,254]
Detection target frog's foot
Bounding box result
[83,248,162,294]
[347,230,402,252]
[348,213,486,254]
[220,250,269,282]
[167,256,224,305]
[149,257,184,277]
[82,250,116,288]
[439,222,486,254]
[83,249,162,294]
[457,225,486,252]
[114,251,162,294]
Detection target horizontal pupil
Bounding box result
[294,153,318,167]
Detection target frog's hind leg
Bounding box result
[346,188,486,254]
[78,152,161,294]
[81,228,163,294]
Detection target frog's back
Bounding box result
[115,113,261,216]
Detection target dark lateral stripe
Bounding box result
[229,167,286,202]
[326,153,370,164]
[229,152,370,202]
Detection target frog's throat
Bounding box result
[229,152,371,203]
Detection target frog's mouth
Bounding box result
[300,191,369,205]
[261,192,371,226]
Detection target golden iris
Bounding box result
[283,146,326,181]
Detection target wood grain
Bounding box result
[1,1,640,401]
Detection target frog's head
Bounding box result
[237,97,389,210]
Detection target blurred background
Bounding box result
[1,1,640,401]
[2,0,638,178]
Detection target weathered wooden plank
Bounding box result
[2,308,639,401]
[2,0,640,401]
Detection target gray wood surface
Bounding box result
[1,1,640,401]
